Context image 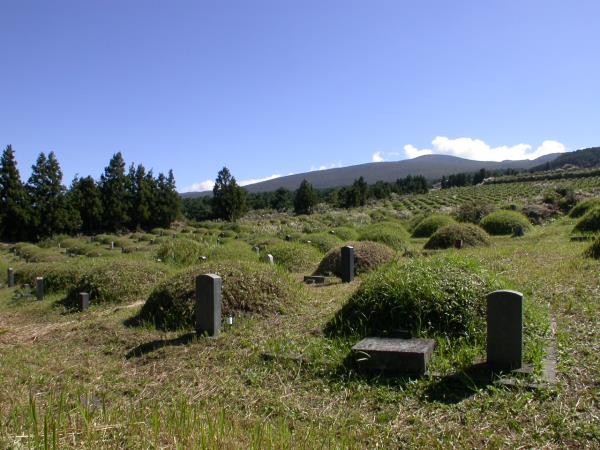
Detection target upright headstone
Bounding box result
[487,290,523,370]
[266,254,274,265]
[7,268,15,288]
[195,274,222,337]
[80,292,90,311]
[341,246,354,283]
[111,241,115,250]
[253,246,260,256]
[36,277,44,301]
[454,239,464,249]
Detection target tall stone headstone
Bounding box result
[341,246,354,283]
[7,268,15,288]
[454,239,464,249]
[266,254,274,265]
[195,274,222,337]
[487,290,523,370]
[80,292,90,311]
[36,277,44,301]
[111,241,115,250]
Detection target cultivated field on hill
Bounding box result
[1,177,599,448]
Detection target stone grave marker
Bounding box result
[351,337,435,376]
[195,274,222,337]
[454,239,464,249]
[36,277,44,301]
[487,290,523,370]
[303,275,326,284]
[266,254,274,265]
[341,246,354,283]
[80,292,90,311]
[7,268,15,288]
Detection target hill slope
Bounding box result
[182,153,559,197]
[532,147,600,171]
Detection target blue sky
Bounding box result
[1,1,599,192]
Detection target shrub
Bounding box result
[314,241,396,277]
[569,197,600,218]
[412,214,456,238]
[584,236,600,259]
[480,210,532,235]
[132,261,301,330]
[263,241,322,272]
[455,201,496,224]
[358,222,409,251]
[522,203,560,225]
[573,206,600,234]
[64,260,170,306]
[304,232,342,253]
[325,255,498,339]
[424,223,491,250]
[155,238,208,266]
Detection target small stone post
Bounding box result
[7,268,15,288]
[455,239,464,249]
[36,277,44,301]
[266,254,274,265]
[80,292,90,311]
[341,246,355,283]
[195,274,222,337]
[253,246,260,256]
[111,241,115,250]
[487,290,523,370]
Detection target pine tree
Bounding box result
[27,151,75,238]
[294,179,317,215]
[129,164,152,229]
[69,175,103,234]
[0,145,30,241]
[212,167,247,221]
[271,187,293,212]
[100,152,130,232]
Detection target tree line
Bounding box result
[184,168,429,221]
[0,145,180,242]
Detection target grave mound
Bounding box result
[325,255,498,339]
[329,226,359,240]
[412,214,456,238]
[424,223,491,249]
[480,210,532,235]
[358,222,409,251]
[133,261,300,330]
[313,241,395,277]
[584,236,600,259]
[303,232,342,253]
[262,241,322,272]
[155,238,208,266]
[573,206,600,234]
[569,197,600,218]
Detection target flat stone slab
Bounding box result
[303,275,326,284]
[352,337,435,376]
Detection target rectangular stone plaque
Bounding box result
[303,275,326,284]
[351,337,435,376]
[195,274,222,337]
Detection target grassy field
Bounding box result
[1,183,599,448]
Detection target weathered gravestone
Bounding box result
[7,268,15,288]
[341,246,354,283]
[36,277,44,301]
[487,290,523,370]
[253,246,260,256]
[80,292,90,311]
[303,275,326,284]
[266,254,274,265]
[351,337,435,376]
[195,274,222,337]
[455,239,464,249]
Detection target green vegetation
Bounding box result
[155,238,208,266]
[424,223,491,249]
[262,241,322,272]
[569,197,600,218]
[412,214,456,238]
[294,179,318,215]
[314,240,396,277]
[573,206,600,234]
[358,222,409,251]
[584,236,600,259]
[480,210,532,235]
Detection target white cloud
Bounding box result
[183,173,282,192]
[372,151,384,162]
[372,151,402,162]
[310,162,342,171]
[403,137,566,161]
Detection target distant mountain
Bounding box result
[181,153,560,198]
[532,147,600,171]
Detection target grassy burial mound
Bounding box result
[424,223,491,250]
[303,232,343,253]
[329,226,359,240]
[411,214,456,238]
[326,255,498,339]
[569,197,600,218]
[262,241,323,272]
[155,238,209,266]
[133,261,302,330]
[573,206,600,235]
[14,260,91,294]
[358,222,409,251]
[314,241,396,277]
[584,236,600,259]
[480,210,532,235]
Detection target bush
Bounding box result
[304,232,342,253]
[263,241,322,272]
[325,255,498,339]
[424,223,491,250]
[155,238,207,266]
[64,260,170,307]
[455,201,496,224]
[480,210,532,235]
[569,197,600,218]
[314,241,396,277]
[584,236,600,259]
[358,222,409,251]
[522,203,560,225]
[573,206,600,234]
[412,214,456,238]
[132,261,301,330]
